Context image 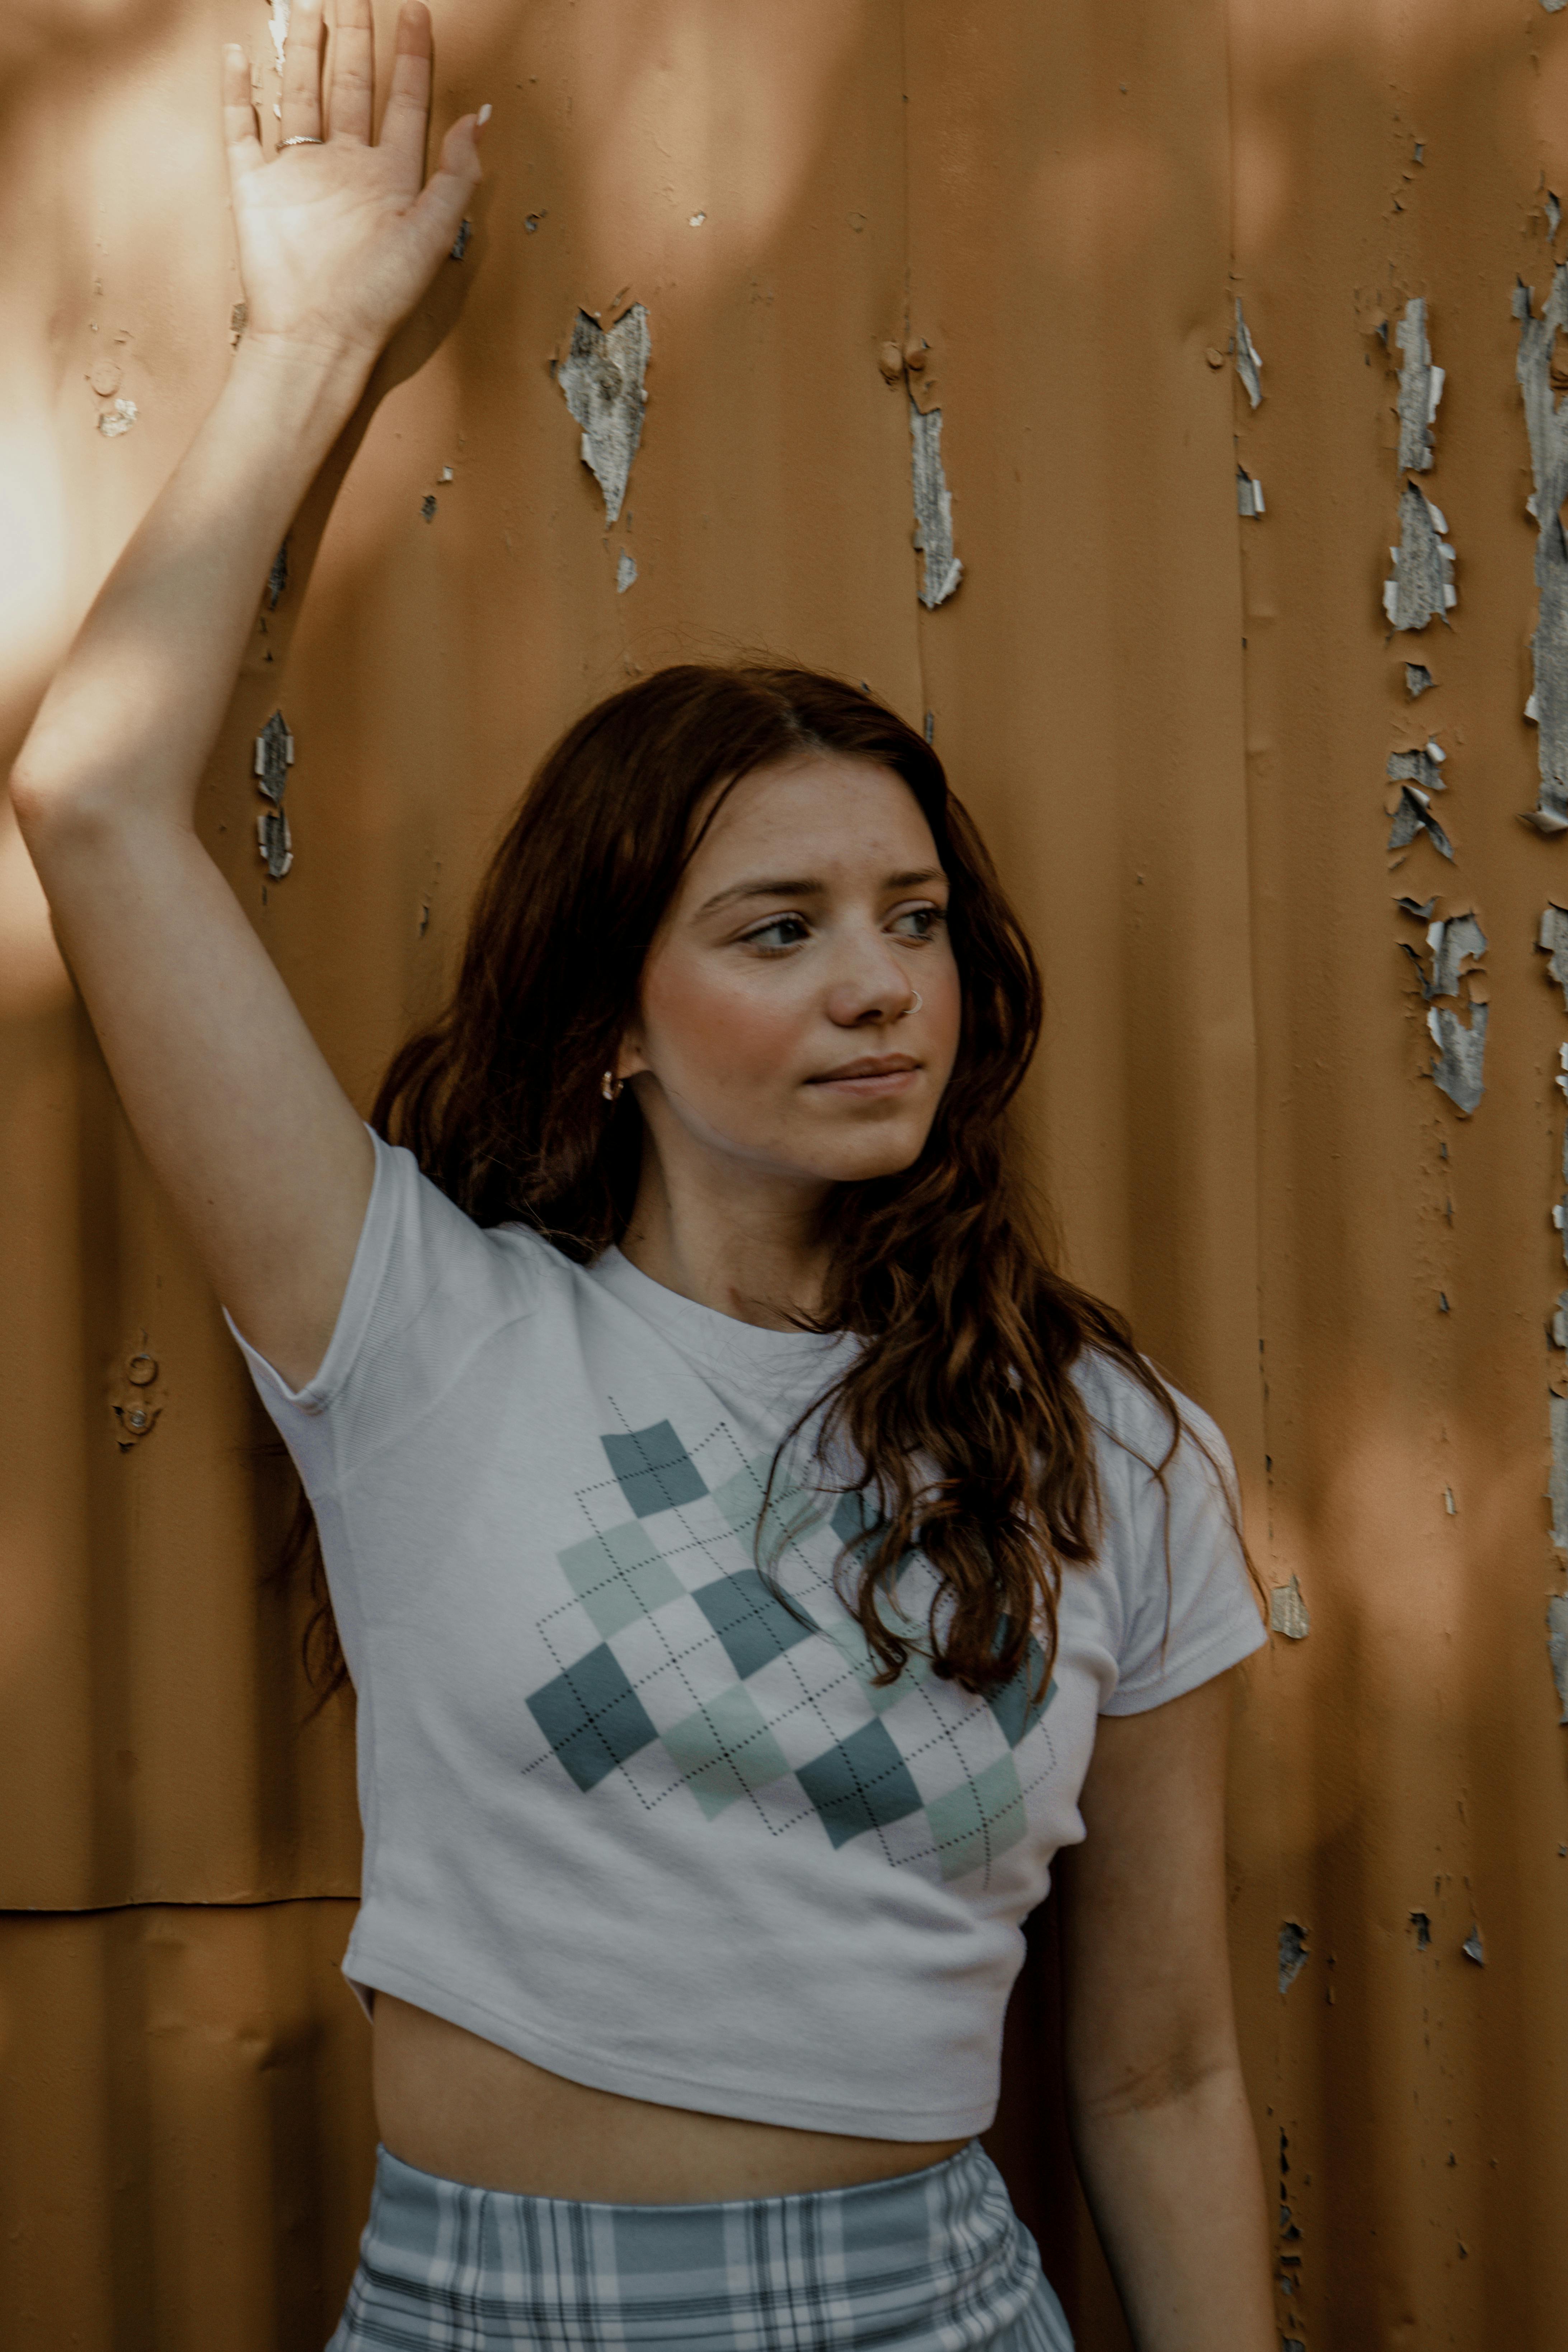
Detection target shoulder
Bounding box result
[357,1131,586,1353]
[1068,1346,1235,1510]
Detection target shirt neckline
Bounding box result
[584,1245,853,1392]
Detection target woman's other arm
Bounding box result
[1056,1676,1274,2352]
[10,1,482,1390]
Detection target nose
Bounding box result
[823,931,920,1029]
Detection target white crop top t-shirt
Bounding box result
[229,1131,1265,2142]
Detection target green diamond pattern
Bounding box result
[529,1432,1052,1881]
[662,1683,792,1820]
[924,1752,1028,1882]
[822,1617,935,1714]
[558,1519,682,1641]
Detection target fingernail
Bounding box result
[476,103,492,127]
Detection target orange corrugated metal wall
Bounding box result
[4,1,1568,2343]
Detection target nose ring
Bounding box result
[906,990,923,1017]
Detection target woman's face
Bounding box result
[618,754,962,1196]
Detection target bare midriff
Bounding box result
[372,1994,971,2202]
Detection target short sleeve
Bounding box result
[1083,1365,1266,1716]
[223,1127,545,1497]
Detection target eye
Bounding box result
[740,912,812,953]
[890,903,947,942]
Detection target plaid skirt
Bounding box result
[327,2139,1072,2350]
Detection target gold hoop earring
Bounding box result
[601,1070,621,1102]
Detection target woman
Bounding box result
[12,6,1274,2347]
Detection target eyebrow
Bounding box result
[695,868,945,918]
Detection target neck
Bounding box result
[617,1143,834,1330]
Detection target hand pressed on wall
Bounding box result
[221,0,486,375]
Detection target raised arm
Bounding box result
[9,0,483,1390]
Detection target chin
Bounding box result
[805,1123,932,1187]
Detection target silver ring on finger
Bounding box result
[280,134,325,147]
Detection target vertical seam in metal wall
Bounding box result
[1216,0,1285,2235]
[896,0,929,720]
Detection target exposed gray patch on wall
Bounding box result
[1398,909,1487,1111]
[1236,468,1265,517]
[1538,903,1568,1006]
[266,538,288,610]
[1428,1003,1487,1113]
[1544,0,1568,17]
[254,710,294,880]
[1269,1575,1310,1639]
[1386,782,1454,858]
[1395,298,1445,472]
[616,550,637,593]
[1405,662,1435,697]
[1278,1921,1309,1994]
[97,397,137,439]
[1410,1910,1432,1948]
[1383,483,1457,631]
[1552,1392,1568,1546]
[450,218,472,262]
[555,305,650,527]
[1388,740,1446,795]
[1548,1595,1568,1719]
[1463,1924,1486,1964]
[909,399,962,608]
[1427,910,1487,1000]
[1234,298,1263,408]
[1512,269,1568,826]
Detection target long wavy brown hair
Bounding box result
[285,661,1202,1702]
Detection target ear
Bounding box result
[614,1019,650,1084]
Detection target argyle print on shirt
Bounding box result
[524,1416,1058,1887]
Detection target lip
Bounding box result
[807,1054,921,1097]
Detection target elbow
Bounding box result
[8,757,48,840]
[1067,2044,1241,2127]
[10,756,149,864]
[8,753,90,852]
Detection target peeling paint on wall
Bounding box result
[554,305,650,527]
[253,711,294,881]
[97,397,137,439]
[1547,1596,1568,1721]
[1278,1921,1309,1994]
[1386,781,1454,858]
[616,550,637,593]
[1512,269,1568,828]
[1387,740,1446,796]
[1234,298,1263,408]
[909,399,962,608]
[1395,906,1487,1109]
[1382,483,1457,632]
[1427,1003,1487,1114]
[1269,1575,1310,1638]
[1425,910,1487,1001]
[1462,1923,1485,1964]
[1551,1391,1568,1546]
[1395,299,1445,473]
[266,539,288,611]
[1236,468,1266,517]
[1405,662,1434,697]
[1539,903,1568,1010]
